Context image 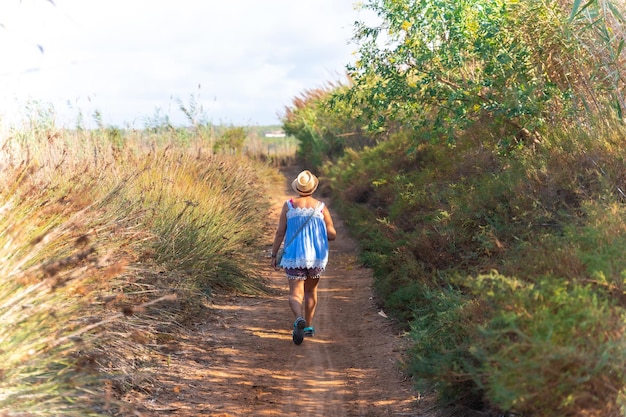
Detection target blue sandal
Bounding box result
[292,317,306,345]
[303,326,315,337]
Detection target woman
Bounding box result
[271,170,337,345]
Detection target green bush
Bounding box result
[407,282,487,409]
[468,272,626,417]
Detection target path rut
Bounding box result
[128,167,440,417]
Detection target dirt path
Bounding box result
[128,167,440,416]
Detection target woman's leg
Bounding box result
[303,277,320,326]
[288,278,305,319]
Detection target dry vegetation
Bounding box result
[0,124,291,415]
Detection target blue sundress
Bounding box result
[278,200,328,270]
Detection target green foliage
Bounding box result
[213,126,247,154]
[573,202,626,294]
[322,114,626,413]
[467,273,626,417]
[278,0,626,414]
[408,283,486,408]
[345,0,560,138]
[566,0,626,117]
[340,0,626,144]
[282,83,371,170]
[105,126,125,149]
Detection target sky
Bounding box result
[0,0,375,129]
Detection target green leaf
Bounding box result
[607,1,626,24]
[568,0,595,23]
[569,0,583,23]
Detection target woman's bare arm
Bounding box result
[323,206,337,241]
[271,202,288,255]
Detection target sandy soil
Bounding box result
[126,167,441,417]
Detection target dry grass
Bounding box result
[0,124,288,415]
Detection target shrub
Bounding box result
[407,282,487,409]
[469,273,626,417]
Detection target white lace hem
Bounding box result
[280,259,327,269]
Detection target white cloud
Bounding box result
[0,0,373,128]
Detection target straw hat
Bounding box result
[291,170,319,196]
